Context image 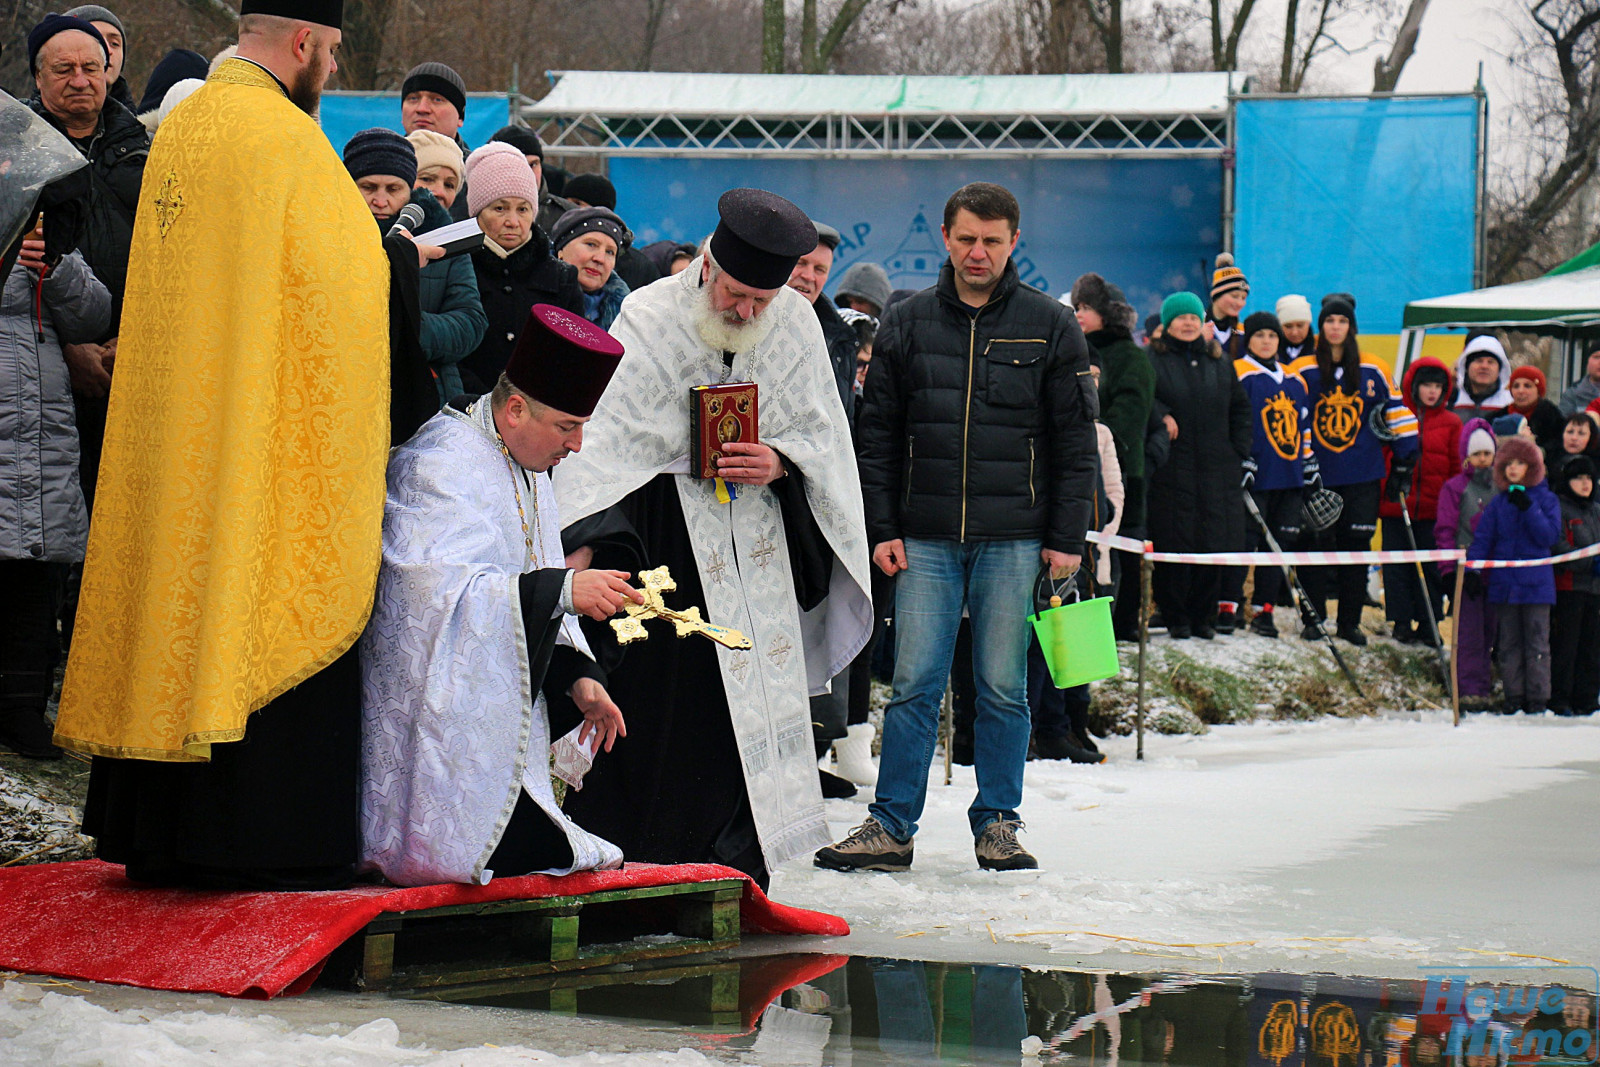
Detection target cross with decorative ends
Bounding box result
[153,173,184,239]
[705,549,728,586]
[608,565,753,650]
[750,534,777,569]
[766,635,793,667]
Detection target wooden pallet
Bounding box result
[323,878,745,992]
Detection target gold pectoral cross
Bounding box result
[609,565,753,650]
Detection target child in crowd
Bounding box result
[1435,420,1498,701]
[1467,435,1561,714]
[1550,456,1600,715]
[1379,357,1461,645]
[1233,311,1313,638]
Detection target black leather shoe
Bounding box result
[1193,620,1216,640]
[1215,609,1237,635]
[1168,620,1192,640]
[820,769,858,799]
[1033,732,1106,764]
[1336,625,1368,647]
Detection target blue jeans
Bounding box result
[869,537,1040,840]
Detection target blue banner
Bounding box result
[317,91,515,158]
[1234,95,1478,335]
[609,156,1223,317]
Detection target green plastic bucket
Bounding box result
[1029,571,1119,689]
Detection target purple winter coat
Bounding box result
[1435,417,1496,573]
[1467,480,1561,605]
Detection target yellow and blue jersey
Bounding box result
[1234,356,1311,491]
[1287,353,1419,487]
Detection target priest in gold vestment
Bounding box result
[51,1,438,889]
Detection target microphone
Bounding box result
[386,202,426,238]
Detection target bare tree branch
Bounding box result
[1372,0,1430,91]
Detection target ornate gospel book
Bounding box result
[689,382,758,480]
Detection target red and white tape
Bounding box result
[1083,531,1600,570]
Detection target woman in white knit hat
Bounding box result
[406,128,464,213]
[459,142,584,394]
[1276,293,1315,360]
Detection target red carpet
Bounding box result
[0,860,847,999]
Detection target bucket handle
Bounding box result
[1033,565,1081,615]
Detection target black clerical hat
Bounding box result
[709,188,817,290]
[505,305,624,418]
[239,0,344,30]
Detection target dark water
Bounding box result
[407,955,1600,1067]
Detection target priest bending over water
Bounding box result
[361,305,640,886]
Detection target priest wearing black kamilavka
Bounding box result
[556,188,872,889]
[53,0,442,891]
[362,304,640,887]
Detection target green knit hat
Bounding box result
[1161,291,1205,328]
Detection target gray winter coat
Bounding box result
[0,252,112,562]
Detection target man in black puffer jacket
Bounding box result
[815,182,1098,875]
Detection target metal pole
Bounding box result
[1137,552,1151,761]
[1451,560,1466,727]
[942,678,954,785]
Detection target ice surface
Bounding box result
[773,712,1600,973]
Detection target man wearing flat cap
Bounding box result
[558,188,871,889]
[362,304,637,886]
[54,0,442,890]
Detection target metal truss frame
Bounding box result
[521,107,1229,158]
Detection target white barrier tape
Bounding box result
[1082,531,1600,570]
[1467,539,1600,569]
[1143,548,1459,565]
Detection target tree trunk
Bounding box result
[801,0,818,72]
[816,0,874,72]
[762,0,785,73]
[337,0,400,90]
[1280,0,1299,91]
[1372,0,1431,92]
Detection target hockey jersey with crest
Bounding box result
[1234,356,1311,491]
[1287,353,1418,487]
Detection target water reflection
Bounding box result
[420,957,1600,1067]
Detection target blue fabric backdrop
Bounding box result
[1234,95,1478,335]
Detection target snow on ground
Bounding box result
[0,978,719,1066]
[771,711,1600,974]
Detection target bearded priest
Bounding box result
[361,305,636,887]
[557,188,871,889]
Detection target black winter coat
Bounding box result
[460,227,584,395]
[28,96,148,333]
[813,294,858,422]
[1146,332,1252,553]
[858,260,1099,553]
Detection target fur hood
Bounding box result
[1493,434,1545,490]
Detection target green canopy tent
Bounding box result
[1397,264,1600,387]
[1548,240,1600,276]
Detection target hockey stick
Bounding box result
[1243,491,1372,706]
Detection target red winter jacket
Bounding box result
[1381,357,1463,521]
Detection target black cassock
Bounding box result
[561,470,831,890]
[82,236,442,891]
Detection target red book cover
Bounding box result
[690,382,759,479]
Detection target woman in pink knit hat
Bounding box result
[458,142,584,394]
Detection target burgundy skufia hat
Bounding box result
[504,304,625,418]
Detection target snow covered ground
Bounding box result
[770,710,1600,976]
[5,711,1597,1063]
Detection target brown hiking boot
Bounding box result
[975,819,1038,871]
[813,816,913,872]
